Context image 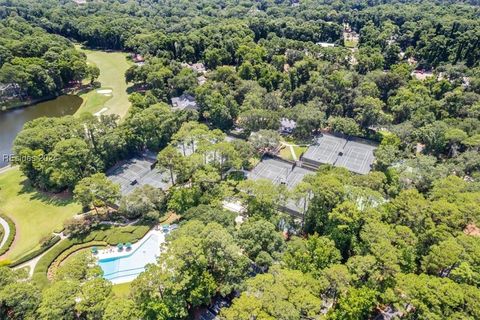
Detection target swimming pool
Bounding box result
[98,233,161,284]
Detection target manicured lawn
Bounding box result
[75,47,132,118]
[77,89,112,115]
[293,145,308,158]
[0,168,81,261]
[279,147,294,160]
[279,145,308,161]
[113,282,132,298]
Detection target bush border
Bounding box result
[9,235,61,267]
[47,240,107,280]
[0,223,4,244]
[32,224,151,287]
[0,214,16,257]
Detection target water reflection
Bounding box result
[0,95,82,167]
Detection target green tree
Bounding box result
[329,287,377,320]
[76,278,112,319]
[238,109,280,133]
[444,128,468,157]
[236,218,285,262]
[118,184,166,220]
[221,267,326,320]
[87,65,100,85]
[103,298,141,320]
[0,282,40,320]
[48,138,98,190]
[156,145,184,185]
[132,235,216,319]
[74,173,121,214]
[37,281,80,320]
[238,179,285,219]
[183,205,236,230]
[283,234,341,276]
[248,130,281,154]
[385,273,480,320]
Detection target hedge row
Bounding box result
[48,240,107,280]
[33,224,151,287]
[0,214,16,257]
[33,238,82,287]
[96,225,150,245]
[9,235,61,267]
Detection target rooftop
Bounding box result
[171,93,198,112]
[181,62,207,74]
[280,118,297,134]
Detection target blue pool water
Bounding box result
[98,234,160,283]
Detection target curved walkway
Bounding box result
[13,232,67,277]
[0,216,10,250]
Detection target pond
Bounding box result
[0,95,82,168]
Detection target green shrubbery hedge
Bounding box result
[9,235,61,267]
[0,214,16,256]
[48,240,107,279]
[33,224,151,287]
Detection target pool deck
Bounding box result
[96,228,164,261]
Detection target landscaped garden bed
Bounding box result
[0,214,16,258]
[33,224,151,287]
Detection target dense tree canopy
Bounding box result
[2,0,480,319]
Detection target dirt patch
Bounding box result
[464,224,480,237]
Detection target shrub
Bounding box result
[32,224,152,287]
[9,235,61,267]
[0,214,16,257]
[48,241,107,280]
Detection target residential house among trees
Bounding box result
[170,93,198,112]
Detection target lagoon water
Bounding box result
[0,95,82,167]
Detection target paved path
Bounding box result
[289,145,298,161]
[0,216,10,250]
[281,142,299,161]
[0,165,15,175]
[13,232,67,277]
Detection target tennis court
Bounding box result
[248,157,313,189]
[302,134,347,166]
[107,156,172,195]
[247,157,315,215]
[301,133,377,174]
[335,140,376,174]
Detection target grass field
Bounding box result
[0,168,81,261]
[77,90,112,115]
[113,282,132,298]
[279,145,308,161]
[75,47,132,118]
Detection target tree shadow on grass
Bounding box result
[17,178,76,207]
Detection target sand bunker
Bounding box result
[97,89,113,94]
